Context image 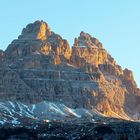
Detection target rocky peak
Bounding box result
[5,21,71,66]
[71,32,115,69]
[123,68,134,81]
[74,31,102,48]
[121,68,137,90]
[1,20,140,120]
[18,20,51,40]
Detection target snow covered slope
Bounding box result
[0,101,106,126]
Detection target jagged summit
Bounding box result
[71,31,116,68]
[74,31,103,48]
[5,20,71,61]
[18,20,51,40]
[0,20,140,121]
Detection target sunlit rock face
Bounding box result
[70,31,116,69]
[18,20,51,40]
[1,20,140,120]
[5,20,71,64]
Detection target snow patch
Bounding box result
[12,117,20,125]
[49,103,66,115]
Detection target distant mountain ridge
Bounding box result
[0,20,140,121]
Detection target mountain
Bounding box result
[0,20,140,124]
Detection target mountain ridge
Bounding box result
[0,20,140,121]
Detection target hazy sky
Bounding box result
[0,0,140,87]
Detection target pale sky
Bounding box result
[0,0,140,87]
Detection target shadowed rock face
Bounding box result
[1,20,140,120]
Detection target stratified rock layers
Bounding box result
[0,20,140,120]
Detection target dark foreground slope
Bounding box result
[0,121,140,140]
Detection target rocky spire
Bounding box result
[5,21,71,62]
[71,31,115,68]
[18,20,51,40]
[73,31,103,48]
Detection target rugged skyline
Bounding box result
[0,20,140,122]
[0,19,140,139]
[1,1,140,88]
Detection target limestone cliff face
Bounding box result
[18,20,51,40]
[70,32,115,69]
[70,32,140,119]
[5,20,71,65]
[1,21,140,120]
